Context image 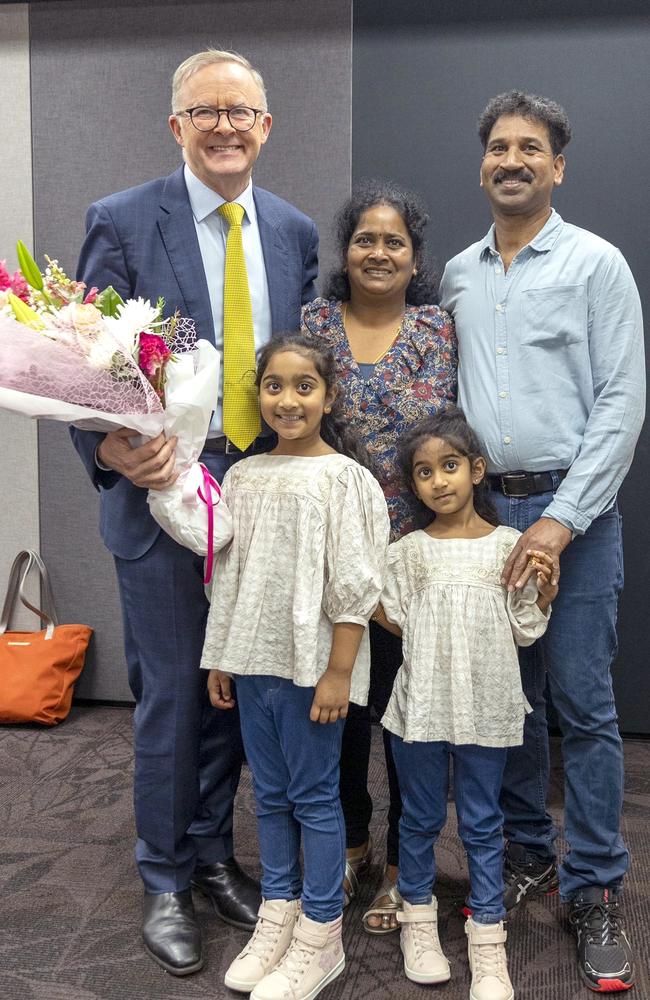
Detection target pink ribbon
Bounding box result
[197,463,222,585]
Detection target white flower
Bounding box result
[104,297,160,356]
[0,290,13,318]
[84,341,116,371]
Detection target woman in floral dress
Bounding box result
[301,180,457,932]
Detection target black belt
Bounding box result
[487,469,568,497]
[201,435,270,456]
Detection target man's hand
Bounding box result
[97,428,178,489]
[207,669,236,709]
[310,668,351,724]
[502,516,570,591]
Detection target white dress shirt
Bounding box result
[184,164,272,434]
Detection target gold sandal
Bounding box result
[342,836,373,907]
[362,876,403,934]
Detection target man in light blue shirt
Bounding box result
[440,90,643,993]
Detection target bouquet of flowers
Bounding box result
[0,243,229,577]
[0,242,204,435]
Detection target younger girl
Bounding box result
[201,333,389,1000]
[373,409,558,1000]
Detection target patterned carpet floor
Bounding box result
[1,706,648,999]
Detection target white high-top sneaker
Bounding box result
[224,898,301,992]
[397,898,451,984]
[251,912,344,1000]
[465,917,514,1000]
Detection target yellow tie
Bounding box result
[218,201,261,451]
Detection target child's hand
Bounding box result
[310,669,351,724]
[371,602,403,638]
[207,669,236,709]
[528,549,559,604]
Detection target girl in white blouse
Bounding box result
[373,408,558,1000]
[201,333,389,1000]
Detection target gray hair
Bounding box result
[478,90,571,157]
[171,48,268,112]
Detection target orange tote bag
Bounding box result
[0,550,93,725]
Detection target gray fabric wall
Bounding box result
[0,4,41,628]
[29,0,353,699]
[353,0,650,733]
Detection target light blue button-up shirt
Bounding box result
[440,210,645,535]
[184,165,272,433]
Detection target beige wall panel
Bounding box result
[0,4,40,628]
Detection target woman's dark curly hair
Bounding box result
[323,180,439,306]
[256,333,374,470]
[397,408,499,528]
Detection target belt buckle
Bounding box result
[224,438,240,455]
[502,472,529,498]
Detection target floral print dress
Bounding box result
[301,297,458,540]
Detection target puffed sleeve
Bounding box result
[497,527,551,646]
[506,577,551,646]
[498,528,550,645]
[379,541,409,631]
[322,463,390,625]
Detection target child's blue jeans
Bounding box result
[235,674,346,923]
[391,735,507,924]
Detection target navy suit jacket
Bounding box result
[71,166,318,559]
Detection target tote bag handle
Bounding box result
[0,550,59,640]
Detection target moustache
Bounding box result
[494,170,533,184]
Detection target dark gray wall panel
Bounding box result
[32,0,352,700]
[353,1,649,733]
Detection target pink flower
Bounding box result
[0,260,30,302]
[11,271,30,302]
[83,286,99,304]
[138,332,172,399]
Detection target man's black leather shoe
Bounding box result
[191,857,261,929]
[142,889,203,976]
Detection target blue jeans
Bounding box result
[492,487,628,899]
[391,736,507,924]
[235,675,346,922]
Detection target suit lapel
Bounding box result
[254,188,291,335]
[157,168,215,344]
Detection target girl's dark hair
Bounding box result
[256,333,374,470]
[323,179,439,306]
[397,407,499,527]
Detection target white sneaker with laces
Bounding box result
[397,898,451,984]
[465,917,514,1000]
[224,898,301,992]
[250,912,344,1000]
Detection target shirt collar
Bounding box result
[183,164,256,224]
[479,207,564,259]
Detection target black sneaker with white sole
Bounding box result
[569,886,634,992]
[503,841,559,911]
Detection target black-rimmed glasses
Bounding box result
[176,106,264,132]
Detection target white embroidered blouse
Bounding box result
[381,526,550,747]
[200,452,390,706]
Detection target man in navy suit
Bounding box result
[71,49,318,975]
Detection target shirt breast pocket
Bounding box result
[521,285,585,348]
